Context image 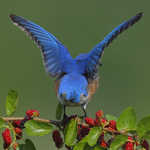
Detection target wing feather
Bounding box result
[10,14,72,77]
[80,13,143,79]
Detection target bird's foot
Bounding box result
[80,104,87,119]
[50,113,69,130]
[63,113,68,121]
[50,120,63,130]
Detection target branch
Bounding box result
[2,117,50,123]
[2,117,125,135]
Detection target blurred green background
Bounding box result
[0,0,149,149]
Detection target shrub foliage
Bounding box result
[0,90,150,150]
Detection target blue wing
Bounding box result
[76,12,143,79]
[10,14,73,77]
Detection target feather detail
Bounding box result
[87,78,99,100]
[9,14,73,77]
[81,12,143,79]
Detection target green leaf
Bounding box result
[73,142,93,150]
[81,127,102,147]
[136,145,143,150]
[25,120,53,136]
[110,135,128,150]
[87,127,102,146]
[19,139,36,150]
[84,145,93,150]
[73,143,87,150]
[56,103,63,120]
[16,146,20,150]
[65,118,78,146]
[144,131,150,140]
[105,114,117,121]
[117,107,136,131]
[0,118,6,128]
[6,90,18,116]
[93,145,105,150]
[137,116,150,138]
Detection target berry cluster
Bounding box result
[2,90,150,149]
[1,108,150,150]
[52,110,150,150]
[1,109,39,149]
[81,110,149,150]
[83,110,118,148]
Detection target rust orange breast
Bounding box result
[87,78,99,100]
[54,79,61,95]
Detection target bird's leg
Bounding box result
[50,105,68,130]
[82,107,87,118]
[80,104,87,118]
[63,105,68,120]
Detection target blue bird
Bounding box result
[9,13,143,117]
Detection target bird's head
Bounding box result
[58,73,88,104]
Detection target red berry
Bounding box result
[12,120,21,127]
[85,117,95,126]
[96,110,103,119]
[125,142,134,150]
[100,139,107,148]
[2,128,12,147]
[26,110,40,118]
[77,125,90,140]
[94,118,100,126]
[107,127,115,131]
[127,136,133,142]
[109,120,116,130]
[128,136,133,140]
[14,127,22,134]
[14,127,22,140]
[100,118,107,125]
[52,130,63,148]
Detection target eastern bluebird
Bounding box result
[9,13,143,117]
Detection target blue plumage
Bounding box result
[10,14,73,77]
[58,73,88,104]
[77,12,143,79]
[10,13,143,116]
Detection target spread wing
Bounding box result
[76,12,143,79]
[10,14,73,77]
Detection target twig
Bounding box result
[2,117,50,123]
[2,117,64,130]
[2,117,126,135]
